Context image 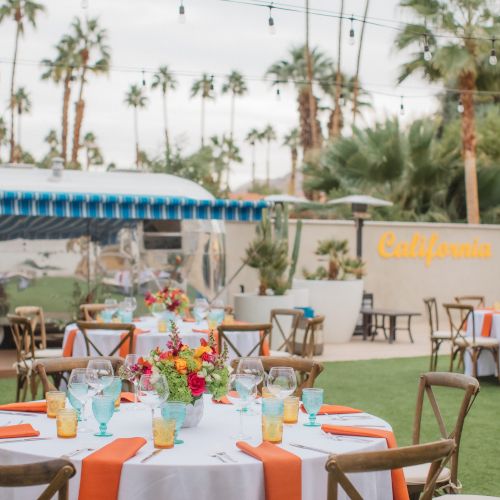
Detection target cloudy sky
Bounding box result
[0,0,441,188]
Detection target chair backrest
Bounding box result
[443,303,475,343]
[79,304,108,321]
[7,314,35,363]
[325,439,455,500]
[35,356,124,394]
[412,372,480,489]
[423,297,439,334]
[217,322,272,358]
[455,295,485,309]
[230,356,324,397]
[15,306,47,350]
[300,315,325,358]
[0,458,75,500]
[269,309,304,354]
[76,321,135,357]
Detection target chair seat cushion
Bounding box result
[404,463,450,485]
[439,496,500,499]
[454,337,500,348]
[28,349,64,359]
[431,330,452,340]
[269,350,292,358]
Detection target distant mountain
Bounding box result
[233,171,304,196]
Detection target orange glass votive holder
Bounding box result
[153,417,176,449]
[283,396,299,424]
[46,391,66,418]
[262,415,284,444]
[56,408,77,438]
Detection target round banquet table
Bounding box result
[0,395,393,500]
[63,318,260,362]
[464,309,500,377]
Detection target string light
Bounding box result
[142,70,146,87]
[457,99,464,114]
[400,96,405,116]
[268,4,276,35]
[339,93,345,106]
[490,37,497,66]
[275,80,281,98]
[349,16,355,46]
[179,0,186,24]
[423,33,432,61]
[210,74,215,91]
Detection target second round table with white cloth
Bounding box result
[0,395,393,500]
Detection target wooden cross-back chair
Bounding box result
[443,303,500,382]
[296,315,325,358]
[454,295,485,309]
[326,439,455,500]
[14,306,48,350]
[35,356,124,394]
[0,458,75,500]
[269,308,303,355]
[76,321,135,357]
[217,322,272,358]
[423,298,452,371]
[79,303,108,321]
[230,356,324,397]
[406,372,480,496]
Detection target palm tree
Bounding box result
[40,129,60,168]
[395,0,498,224]
[245,128,261,190]
[151,65,177,166]
[209,135,242,192]
[0,0,44,163]
[352,0,370,126]
[330,0,344,138]
[266,46,331,155]
[70,16,110,167]
[124,84,148,169]
[283,128,300,195]
[10,86,31,161]
[83,131,103,170]
[0,117,7,162]
[41,34,78,166]
[190,74,215,148]
[260,125,277,188]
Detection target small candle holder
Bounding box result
[46,391,66,418]
[283,396,300,424]
[153,417,176,449]
[57,408,78,438]
[261,398,284,444]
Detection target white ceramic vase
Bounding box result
[182,397,204,428]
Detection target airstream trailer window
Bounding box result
[143,220,182,250]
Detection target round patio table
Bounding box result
[0,395,393,500]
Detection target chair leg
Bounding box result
[471,349,479,379]
[15,374,23,402]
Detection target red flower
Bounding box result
[201,351,215,363]
[187,372,206,397]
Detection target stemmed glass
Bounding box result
[86,359,114,395]
[92,395,115,437]
[266,367,297,399]
[193,298,209,325]
[104,298,118,319]
[226,374,257,440]
[138,373,169,420]
[235,357,265,413]
[302,388,324,427]
[68,368,90,431]
[122,354,140,409]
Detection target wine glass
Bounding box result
[104,298,118,318]
[138,373,169,420]
[123,354,140,408]
[86,359,114,395]
[68,368,90,431]
[267,367,297,399]
[193,298,209,324]
[226,374,257,440]
[151,302,166,319]
[235,357,265,413]
[123,296,137,313]
[302,388,324,427]
[211,299,225,324]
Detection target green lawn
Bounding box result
[0,356,497,494]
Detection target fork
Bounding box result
[62,448,95,458]
[216,452,238,463]
[210,453,228,463]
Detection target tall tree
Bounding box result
[190,74,215,148]
[40,128,60,168]
[0,0,44,163]
[83,131,103,170]
[10,86,31,161]
[395,0,499,224]
[330,0,345,138]
[124,84,148,169]
[221,70,248,187]
[245,128,261,190]
[260,125,277,188]
[70,16,110,167]
[352,0,370,126]
[304,0,319,151]
[209,135,242,193]
[283,128,300,195]
[151,65,177,166]
[0,117,7,162]
[41,34,78,166]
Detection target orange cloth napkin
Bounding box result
[212,395,231,404]
[183,317,196,323]
[481,312,493,337]
[120,392,135,403]
[63,328,78,357]
[236,441,301,500]
[0,423,40,439]
[119,329,149,358]
[0,401,47,413]
[300,404,361,415]
[79,437,146,500]
[321,425,409,500]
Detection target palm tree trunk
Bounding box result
[352,0,369,126]
[17,111,21,157]
[251,143,257,190]
[460,72,480,224]
[162,90,170,167]
[134,107,139,169]
[61,74,72,165]
[9,22,21,163]
[304,0,318,151]
[71,66,88,167]
[200,96,206,148]
[226,93,236,188]
[86,147,90,171]
[266,139,271,188]
[288,147,298,195]
[331,0,344,138]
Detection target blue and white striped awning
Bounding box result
[0,191,270,222]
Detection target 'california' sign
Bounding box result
[378,231,492,267]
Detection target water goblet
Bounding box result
[193,298,209,324]
[92,395,115,437]
[68,368,90,431]
[226,374,257,440]
[267,367,297,399]
[235,357,265,413]
[104,298,118,318]
[161,401,187,444]
[138,373,169,420]
[103,376,122,412]
[86,359,114,395]
[302,388,324,427]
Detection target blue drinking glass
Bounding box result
[262,397,284,417]
[92,395,115,437]
[302,388,323,427]
[119,310,133,323]
[67,391,83,421]
[103,376,122,412]
[161,401,186,444]
[101,310,113,322]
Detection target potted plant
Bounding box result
[294,238,364,343]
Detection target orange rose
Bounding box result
[174,358,187,374]
[194,345,212,358]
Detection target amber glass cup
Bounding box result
[283,396,300,424]
[57,408,77,438]
[262,398,284,444]
[153,417,176,449]
[46,391,66,418]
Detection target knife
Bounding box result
[289,443,332,454]
[140,449,164,463]
[0,437,52,444]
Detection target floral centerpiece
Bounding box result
[145,287,190,317]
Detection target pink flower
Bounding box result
[187,372,206,397]
[201,351,215,363]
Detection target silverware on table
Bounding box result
[0,437,52,444]
[62,448,95,458]
[289,443,332,454]
[216,452,238,463]
[0,411,41,417]
[210,453,228,463]
[140,449,164,463]
[322,432,375,442]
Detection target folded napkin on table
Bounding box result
[120,392,135,403]
[300,404,362,415]
[0,401,47,413]
[63,328,78,357]
[236,441,301,500]
[183,317,196,323]
[212,395,231,404]
[0,423,40,439]
[481,312,493,337]
[79,437,146,500]
[321,424,409,500]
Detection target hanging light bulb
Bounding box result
[81,0,88,8]
[210,75,214,91]
[400,96,405,116]
[268,5,276,35]
[339,93,345,106]
[457,99,464,114]
[489,37,497,66]
[178,0,186,24]
[275,80,281,99]
[349,16,355,46]
[423,34,432,61]
[142,70,146,87]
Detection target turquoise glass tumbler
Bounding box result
[92,395,115,437]
[262,397,284,417]
[302,388,323,427]
[161,401,187,444]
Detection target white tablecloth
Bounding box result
[465,310,500,377]
[0,395,393,500]
[62,318,260,363]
